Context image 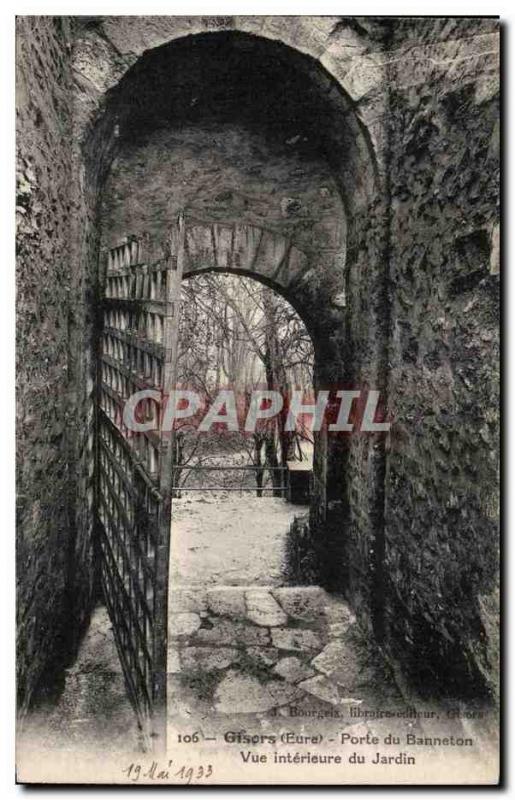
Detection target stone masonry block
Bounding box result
[245,589,288,627]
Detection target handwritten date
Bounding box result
[123,760,213,783]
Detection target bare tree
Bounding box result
[174,273,314,495]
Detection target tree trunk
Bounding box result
[262,290,295,487]
[254,434,265,497]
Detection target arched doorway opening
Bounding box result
[170,268,315,588]
[87,28,381,747]
[96,26,369,538]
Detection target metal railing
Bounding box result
[171,464,289,496]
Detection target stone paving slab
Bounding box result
[168,584,388,717]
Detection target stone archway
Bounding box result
[80,23,388,670]
[179,221,325,524]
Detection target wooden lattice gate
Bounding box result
[95,214,185,751]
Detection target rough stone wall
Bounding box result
[306,19,500,701]
[382,20,500,698]
[16,16,77,711]
[16,16,101,713]
[169,586,371,712]
[101,126,346,265]
[339,202,389,633]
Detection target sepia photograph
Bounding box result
[13,11,500,786]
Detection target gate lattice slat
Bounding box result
[96,214,185,750]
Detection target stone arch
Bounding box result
[182,221,308,297]
[90,28,384,349]
[80,26,383,221]
[76,17,387,178]
[78,21,388,596]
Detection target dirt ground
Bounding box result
[170,493,307,586]
[17,605,142,763]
